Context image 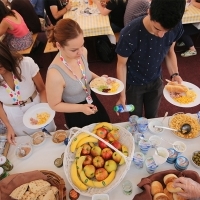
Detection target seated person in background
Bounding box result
[10,0,41,33]
[93,0,127,33]
[45,19,110,128]
[0,1,33,51]
[30,0,45,18]
[0,42,56,145]
[178,0,200,57]
[44,0,72,25]
[124,0,150,26]
[174,177,200,199]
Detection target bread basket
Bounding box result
[63,123,135,197]
[40,170,66,200]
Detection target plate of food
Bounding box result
[163,80,200,107]
[23,103,55,129]
[168,112,200,139]
[90,77,124,95]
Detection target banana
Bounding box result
[70,161,88,191]
[76,136,98,148]
[119,145,129,165]
[93,122,113,132]
[79,170,95,187]
[75,146,83,161]
[70,132,90,152]
[77,156,86,175]
[93,171,116,188]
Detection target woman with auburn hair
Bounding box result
[46,18,110,128]
[0,42,56,145]
[0,1,33,51]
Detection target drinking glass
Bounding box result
[122,180,132,195]
[137,117,148,133]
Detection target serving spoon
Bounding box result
[153,123,191,134]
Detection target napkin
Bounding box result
[0,170,47,200]
[133,169,200,200]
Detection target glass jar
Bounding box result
[0,167,9,180]
[0,155,13,171]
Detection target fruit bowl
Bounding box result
[63,123,135,197]
[168,112,200,139]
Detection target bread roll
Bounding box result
[166,182,183,193]
[163,188,173,200]
[153,193,169,200]
[151,181,164,196]
[163,174,178,185]
[173,193,187,200]
[165,82,188,93]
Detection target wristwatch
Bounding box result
[170,73,179,80]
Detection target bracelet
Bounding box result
[170,73,179,80]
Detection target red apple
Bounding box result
[96,127,108,139]
[98,138,109,149]
[92,156,105,168]
[112,152,122,163]
[111,140,122,150]
[81,144,91,155]
[91,146,102,157]
[104,160,117,173]
[101,147,113,160]
[95,168,108,181]
[83,165,96,178]
[107,130,120,142]
[83,155,93,166]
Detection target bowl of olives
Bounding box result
[191,151,200,168]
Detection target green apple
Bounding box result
[104,160,117,173]
[83,164,96,178]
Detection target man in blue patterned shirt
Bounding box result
[115,0,185,118]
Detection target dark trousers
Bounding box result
[180,24,200,48]
[126,77,163,118]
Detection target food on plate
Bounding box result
[151,181,164,196]
[32,132,45,145]
[71,2,79,7]
[165,81,196,104]
[169,113,200,139]
[192,151,200,166]
[52,130,67,143]
[163,174,178,185]
[166,182,183,193]
[19,146,31,158]
[69,189,80,200]
[9,179,58,200]
[30,112,50,125]
[173,193,187,200]
[90,77,120,93]
[153,193,169,200]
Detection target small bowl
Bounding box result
[31,131,46,146]
[149,135,162,147]
[153,147,169,165]
[15,143,32,159]
[92,194,109,200]
[148,120,164,134]
[191,151,200,169]
[52,130,68,144]
[173,141,186,153]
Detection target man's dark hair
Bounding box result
[149,0,186,29]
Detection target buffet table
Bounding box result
[7,116,199,200]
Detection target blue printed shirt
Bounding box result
[116,16,183,85]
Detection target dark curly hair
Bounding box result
[150,0,186,30]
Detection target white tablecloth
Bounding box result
[7,115,199,200]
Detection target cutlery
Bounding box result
[23,131,32,138]
[162,112,168,123]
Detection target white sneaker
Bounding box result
[181,50,197,57]
[177,42,185,47]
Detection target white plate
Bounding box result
[23,103,55,129]
[163,81,200,107]
[90,77,124,95]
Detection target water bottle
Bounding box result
[113,104,135,113]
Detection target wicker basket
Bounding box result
[63,123,135,197]
[40,170,66,200]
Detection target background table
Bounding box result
[63,5,114,38]
[7,116,199,200]
[182,4,200,24]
